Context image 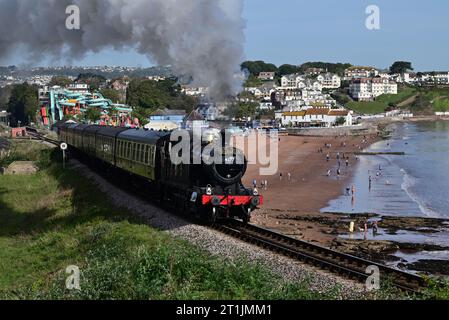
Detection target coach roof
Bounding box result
[117,128,171,145]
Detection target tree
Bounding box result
[226,102,258,120]
[76,73,107,91]
[85,107,102,124]
[100,88,122,103]
[7,83,38,126]
[126,79,196,112]
[389,61,413,75]
[241,61,278,77]
[278,64,301,76]
[299,62,352,76]
[0,85,12,109]
[49,76,72,87]
[243,75,263,88]
[335,117,346,126]
[131,106,152,126]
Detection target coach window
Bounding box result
[137,144,143,162]
[144,145,149,165]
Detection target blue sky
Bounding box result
[5,0,449,71]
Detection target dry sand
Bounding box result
[242,134,381,247]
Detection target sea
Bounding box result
[322,120,449,219]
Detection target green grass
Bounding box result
[0,142,343,300]
[2,141,446,300]
[0,140,52,168]
[348,87,417,114]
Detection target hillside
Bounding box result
[343,86,449,115]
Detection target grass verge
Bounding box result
[0,142,345,300]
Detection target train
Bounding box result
[57,123,263,223]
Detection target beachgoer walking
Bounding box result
[279,172,283,181]
[326,154,330,162]
[253,179,257,188]
[346,159,349,167]
[288,172,291,181]
[372,221,379,235]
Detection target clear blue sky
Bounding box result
[5,0,449,71]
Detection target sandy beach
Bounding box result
[242,133,381,246]
[241,125,449,276]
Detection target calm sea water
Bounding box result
[322,121,449,218]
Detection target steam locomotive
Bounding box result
[57,123,262,223]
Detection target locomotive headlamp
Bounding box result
[206,185,213,195]
[253,188,259,196]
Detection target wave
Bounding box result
[400,169,441,218]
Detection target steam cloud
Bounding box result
[0,0,246,99]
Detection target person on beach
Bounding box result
[253,179,257,188]
[346,187,351,196]
[369,176,372,190]
[279,172,283,181]
[287,172,291,181]
[372,221,379,236]
[352,185,356,195]
[264,180,268,190]
[327,169,331,177]
[346,159,349,167]
[326,154,330,162]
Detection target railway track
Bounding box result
[25,127,60,146]
[214,219,427,294]
[26,126,427,294]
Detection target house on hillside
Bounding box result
[349,77,397,101]
[258,72,276,81]
[344,66,379,80]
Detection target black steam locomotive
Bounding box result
[57,123,262,223]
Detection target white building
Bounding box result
[344,67,379,80]
[349,78,398,101]
[279,108,353,127]
[258,72,276,81]
[280,74,306,89]
[181,85,209,96]
[67,83,89,94]
[258,101,273,110]
[316,73,341,89]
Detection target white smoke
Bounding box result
[0,0,246,99]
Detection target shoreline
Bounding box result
[244,133,382,245]
[245,126,449,276]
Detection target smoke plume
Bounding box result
[0,0,246,99]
